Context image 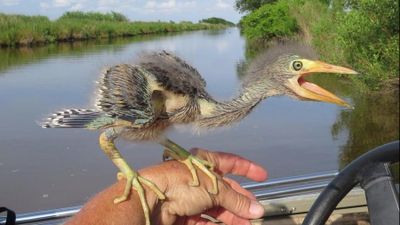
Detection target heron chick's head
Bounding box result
[261,54,358,108]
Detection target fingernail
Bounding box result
[249,200,264,217]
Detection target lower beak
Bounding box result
[287,61,357,108]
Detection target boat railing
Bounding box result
[1,170,365,225]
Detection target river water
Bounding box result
[0,28,398,212]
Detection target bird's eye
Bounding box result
[292,61,303,71]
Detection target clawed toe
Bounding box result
[160,138,219,195]
[114,172,165,225]
[190,156,218,194]
[114,195,127,204]
[178,155,218,194]
[117,172,125,180]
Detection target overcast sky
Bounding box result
[0,0,243,23]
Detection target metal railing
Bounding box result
[0,170,338,225]
[243,170,338,199]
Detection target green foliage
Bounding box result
[0,12,226,47]
[288,0,399,90]
[238,0,399,89]
[234,0,329,12]
[58,11,129,22]
[335,0,399,89]
[0,13,53,46]
[240,0,298,40]
[235,0,277,13]
[199,17,235,26]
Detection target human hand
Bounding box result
[141,149,268,225]
[64,149,267,225]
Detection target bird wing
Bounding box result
[138,51,210,99]
[96,64,156,125]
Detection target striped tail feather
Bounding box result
[42,109,102,128]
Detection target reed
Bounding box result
[0,12,227,47]
[289,0,399,90]
[239,0,399,90]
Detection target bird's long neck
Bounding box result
[196,82,276,128]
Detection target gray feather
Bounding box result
[42,109,102,128]
[138,50,210,99]
[96,64,155,125]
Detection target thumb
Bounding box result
[217,186,264,219]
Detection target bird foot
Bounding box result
[164,149,218,194]
[162,150,172,161]
[115,172,166,225]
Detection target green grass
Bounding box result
[0,11,228,47]
[239,0,399,91]
[289,0,399,91]
[58,11,129,22]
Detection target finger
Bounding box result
[191,148,268,182]
[174,217,186,225]
[217,185,264,219]
[203,178,257,224]
[224,177,256,200]
[205,208,251,225]
[184,215,219,225]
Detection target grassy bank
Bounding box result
[0,11,230,47]
[290,0,399,90]
[239,0,399,90]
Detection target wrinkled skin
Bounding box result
[66,149,267,225]
[153,149,268,225]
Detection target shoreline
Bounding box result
[0,12,231,48]
[0,23,228,48]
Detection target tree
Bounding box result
[240,1,298,39]
[235,0,277,13]
[199,17,235,26]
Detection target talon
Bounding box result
[117,172,125,180]
[197,157,215,170]
[100,130,164,225]
[209,176,218,195]
[189,179,200,187]
[160,139,219,195]
[162,149,172,161]
[114,172,134,204]
[182,157,200,187]
[170,152,218,193]
[138,176,166,200]
[191,156,218,194]
[114,173,165,225]
[114,196,127,204]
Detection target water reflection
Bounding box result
[332,90,399,180]
[307,75,399,169]
[0,33,183,74]
[0,28,398,213]
[240,39,399,177]
[333,91,398,164]
[0,28,250,213]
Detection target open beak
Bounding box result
[287,61,358,108]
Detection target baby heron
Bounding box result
[42,51,357,225]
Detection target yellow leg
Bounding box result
[99,129,165,225]
[160,138,218,194]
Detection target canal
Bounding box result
[0,28,398,212]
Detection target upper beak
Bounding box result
[287,61,358,108]
[304,61,358,75]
